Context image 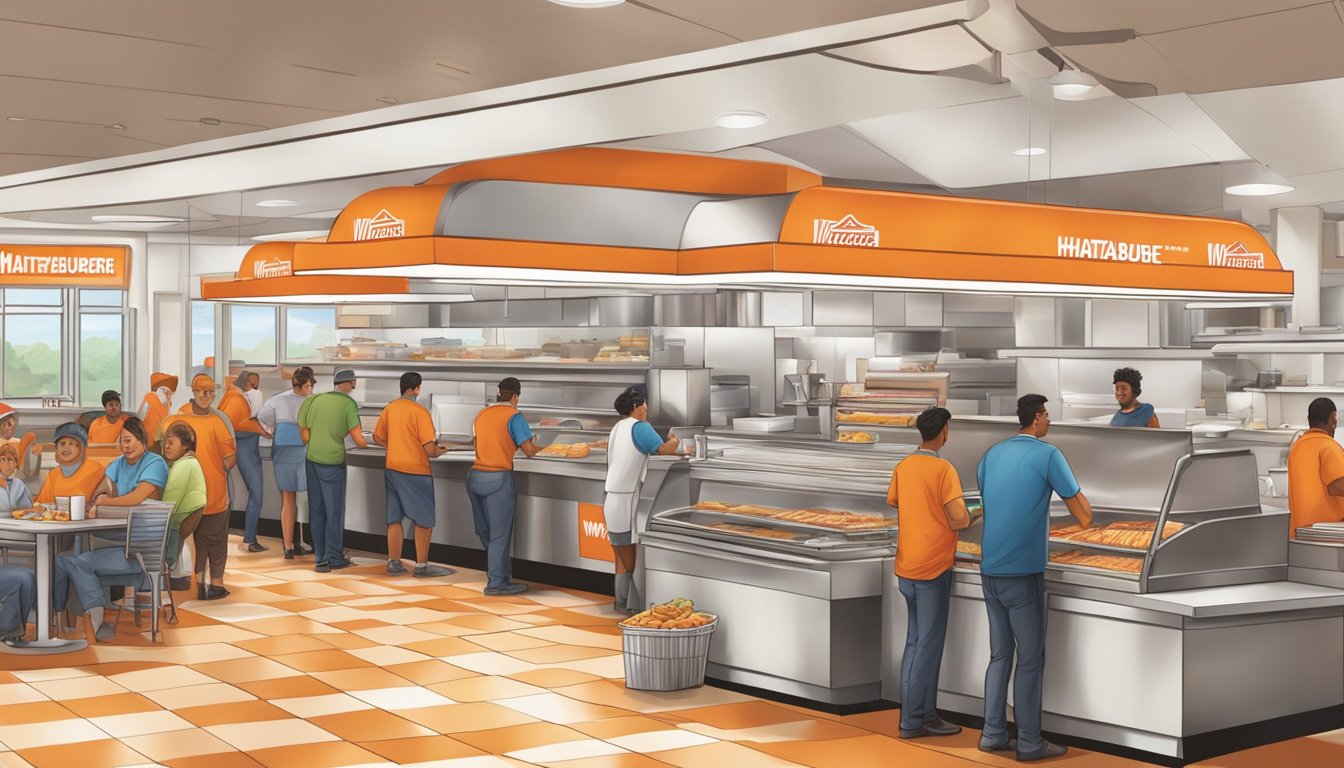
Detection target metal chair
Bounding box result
[98,501,174,642]
[0,533,35,566]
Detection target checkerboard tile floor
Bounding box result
[2,533,1342,768]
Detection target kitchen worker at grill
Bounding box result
[604,387,678,613]
[888,406,972,741]
[469,377,540,596]
[976,394,1092,762]
[87,390,129,445]
[298,367,368,573]
[258,366,315,559]
[138,373,177,451]
[1110,367,1159,428]
[161,374,236,600]
[0,401,41,482]
[220,369,267,553]
[1287,397,1344,537]
[374,371,455,578]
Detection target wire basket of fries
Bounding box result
[619,598,718,691]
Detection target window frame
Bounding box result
[0,287,129,403]
[282,306,337,362]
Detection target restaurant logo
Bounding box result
[1057,236,1164,265]
[1207,241,1264,269]
[353,209,405,241]
[252,258,293,279]
[0,249,119,277]
[577,502,615,562]
[813,214,880,247]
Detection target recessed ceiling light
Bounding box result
[1225,182,1295,197]
[375,96,400,105]
[1223,163,1295,196]
[91,214,187,223]
[1012,147,1047,156]
[198,117,222,125]
[255,199,300,208]
[715,110,769,129]
[548,0,625,7]
[294,208,343,219]
[104,123,126,130]
[6,116,28,122]
[252,230,329,242]
[1048,70,1097,100]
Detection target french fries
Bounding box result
[619,597,716,629]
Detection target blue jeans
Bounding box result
[235,433,264,543]
[306,460,348,565]
[53,548,142,614]
[467,469,516,589]
[0,565,36,637]
[898,569,953,732]
[981,573,1047,752]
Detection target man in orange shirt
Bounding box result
[1287,397,1344,538]
[37,423,106,504]
[138,373,177,452]
[469,377,539,595]
[374,372,454,577]
[87,390,129,445]
[162,375,237,600]
[887,407,973,741]
[220,370,267,553]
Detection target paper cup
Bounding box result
[56,496,71,513]
[70,495,86,521]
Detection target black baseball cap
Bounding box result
[101,390,122,406]
[498,377,522,395]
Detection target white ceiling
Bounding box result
[1,0,1343,235]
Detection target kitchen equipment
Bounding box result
[732,416,795,432]
[709,375,750,427]
[1268,467,1289,497]
[652,338,685,367]
[1256,369,1284,388]
[693,434,708,459]
[785,373,825,403]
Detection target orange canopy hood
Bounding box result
[203,241,409,300]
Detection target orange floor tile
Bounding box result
[1,530,1341,768]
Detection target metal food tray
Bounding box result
[652,509,886,552]
[683,505,895,538]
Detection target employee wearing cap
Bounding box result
[36,423,106,504]
[374,371,454,578]
[604,387,679,613]
[298,367,368,572]
[138,373,178,449]
[220,370,267,553]
[87,390,129,445]
[469,377,540,595]
[0,401,40,482]
[162,374,237,600]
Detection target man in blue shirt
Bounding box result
[976,394,1092,761]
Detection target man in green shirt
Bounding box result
[298,368,369,572]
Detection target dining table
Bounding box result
[0,516,128,654]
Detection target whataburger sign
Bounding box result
[0,244,129,288]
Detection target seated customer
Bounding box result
[0,443,33,514]
[36,423,105,504]
[0,564,36,647]
[161,422,207,591]
[93,417,168,510]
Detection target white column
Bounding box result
[1273,206,1323,328]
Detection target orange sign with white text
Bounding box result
[0,244,129,288]
[327,186,452,243]
[578,502,615,563]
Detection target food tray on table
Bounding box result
[9,505,70,522]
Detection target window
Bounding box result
[79,314,123,406]
[79,289,124,307]
[3,314,62,398]
[285,307,337,360]
[5,288,61,306]
[191,301,215,369]
[229,305,277,365]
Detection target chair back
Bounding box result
[124,501,174,575]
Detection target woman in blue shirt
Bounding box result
[93,417,169,509]
[1109,367,1160,428]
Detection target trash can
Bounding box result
[620,613,718,691]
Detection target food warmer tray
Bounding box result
[650,508,888,554]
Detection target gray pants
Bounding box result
[306,460,348,565]
[53,548,141,614]
[981,572,1047,752]
[608,529,640,613]
[898,569,953,732]
[466,469,516,589]
[0,565,35,637]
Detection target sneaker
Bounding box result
[2,636,27,648]
[284,548,295,560]
[295,542,313,556]
[314,561,331,573]
[203,586,230,601]
[95,622,116,642]
[387,559,407,575]
[483,583,529,596]
[413,563,456,578]
[244,542,268,553]
[1018,741,1068,762]
[328,557,353,570]
[197,584,207,600]
[899,719,962,739]
[979,739,1015,753]
[170,576,191,591]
